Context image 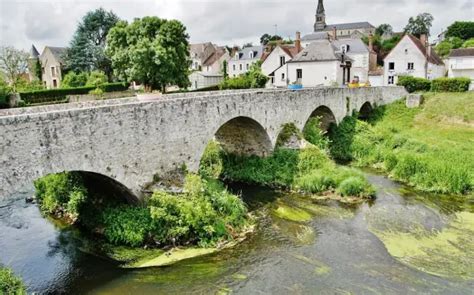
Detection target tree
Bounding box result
[222,60,228,79]
[0,46,29,92]
[260,33,283,45]
[462,38,474,48]
[106,17,190,92]
[65,8,119,79]
[404,13,434,37]
[86,70,107,87]
[445,21,474,40]
[61,72,88,88]
[435,41,453,57]
[375,24,393,36]
[242,42,254,48]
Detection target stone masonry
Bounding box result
[0,87,407,201]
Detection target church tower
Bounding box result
[314,0,326,32]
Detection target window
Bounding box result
[280,56,286,66]
[53,79,57,88]
[405,49,408,54]
[249,52,254,59]
[51,66,56,77]
[42,67,45,75]
[388,62,395,71]
[246,64,249,70]
[388,76,394,85]
[407,62,414,70]
[296,69,303,79]
[281,73,285,81]
[233,64,236,71]
[239,64,242,71]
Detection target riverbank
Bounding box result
[329,92,473,197]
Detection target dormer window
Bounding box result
[249,51,254,59]
[341,45,350,53]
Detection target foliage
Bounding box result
[0,77,11,108]
[397,75,431,93]
[337,176,375,198]
[219,61,268,90]
[0,266,26,295]
[431,77,471,92]
[462,38,474,48]
[404,13,434,37]
[276,123,302,147]
[89,87,104,95]
[86,70,107,87]
[260,34,283,45]
[19,82,128,105]
[199,140,224,179]
[106,17,190,92]
[328,94,474,195]
[445,21,474,40]
[0,46,29,92]
[222,60,228,79]
[242,43,253,48]
[61,72,88,88]
[102,206,153,247]
[375,24,393,36]
[436,37,464,57]
[65,8,120,78]
[303,117,330,150]
[15,78,44,92]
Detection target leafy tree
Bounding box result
[404,13,434,37]
[15,78,44,92]
[86,70,107,87]
[242,42,254,48]
[375,24,393,36]
[61,72,88,88]
[65,8,119,79]
[106,17,190,92]
[462,38,474,48]
[435,41,453,57]
[449,37,464,49]
[445,21,474,40]
[260,33,271,45]
[0,46,29,91]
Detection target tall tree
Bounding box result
[404,13,434,37]
[66,8,119,79]
[375,24,393,36]
[445,21,474,40]
[106,17,190,92]
[0,46,29,91]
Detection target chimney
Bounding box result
[295,31,302,52]
[332,27,337,41]
[368,33,374,52]
[420,34,428,48]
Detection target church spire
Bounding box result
[314,0,326,32]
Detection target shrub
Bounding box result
[0,79,11,109]
[397,75,431,93]
[86,71,108,87]
[219,61,268,90]
[276,123,302,147]
[296,170,336,193]
[303,117,330,150]
[0,267,26,295]
[431,77,471,92]
[199,140,223,179]
[61,72,88,88]
[101,206,153,247]
[337,176,375,198]
[89,87,104,96]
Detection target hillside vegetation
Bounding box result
[329,92,474,196]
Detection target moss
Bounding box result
[272,203,312,222]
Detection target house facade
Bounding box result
[189,43,216,71]
[39,46,67,89]
[228,46,264,77]
[188,44,230,90]
[447,48,474,90]
[383,34,445,86]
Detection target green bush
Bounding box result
[0,266,26,295]
[86,71,108,87]
[431,77,471,92]
[303,117,330,150]
[0,79,11,109]
[61,72,88,88]
[219,61,268,90]
[397,75,431,93]
[276,123,302,147]
[296,170,336,193]
[337,176,375,198]
[199,140,223,179]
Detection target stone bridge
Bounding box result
[0,87,407,201]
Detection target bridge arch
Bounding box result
[213,116,273,157]
[304,105,337,132]
[358,101,373,120]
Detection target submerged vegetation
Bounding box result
[329,92,473,196]
[0,266,26,295]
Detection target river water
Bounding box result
[1,172,473,294]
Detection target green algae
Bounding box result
[127,247,218,268]
[290,253,331,276]
[272,218,316,245]
[272,203,312,222]
[369,211,474,280]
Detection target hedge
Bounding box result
[19,82,129,105]
[431,77,471,92]
[397,76,431,93]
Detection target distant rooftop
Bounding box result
[289,40,351,63]
[319,22,375,31]
[449,48,474,58]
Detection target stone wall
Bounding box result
[0,86,407,201]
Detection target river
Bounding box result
[1,171,473,294]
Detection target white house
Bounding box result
[283,39,351,87]
[228,46,264,77]
[383,34,445,86]
[332,38,373,83]
[447,48,474,90]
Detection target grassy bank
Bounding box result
[329,92,473,196]
[0,266,26,295]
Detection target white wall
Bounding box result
[348,52,369,82]
[368,75,384,86]
[228,58,259,77]
[287,61,341,87]
[448,56,474,90]
[189,72,223,90]
[261,47,292,76]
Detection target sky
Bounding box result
[0,0,472,52]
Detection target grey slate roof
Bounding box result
[47,46,68,64]
[288,40,352,63]
[302,32,330,41]
[321,22,374,31]
[30,45,40,58]
[449,48,474,58]
[332,38,369,54]
[235,46,264,60]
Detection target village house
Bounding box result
[383,34,445,86]
[228,45,264,78]
[281,39,352,87]
[261,32,303,87]
[447,48,474,90]
[188,44,230,90]
[28,45,67,89]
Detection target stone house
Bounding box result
[383,34,445,86]
[189,42,217,71]
[39,46,68,89]
[447,48,474,90]
[188,44,230,90]
[228,46,264,77]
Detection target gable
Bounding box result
[384,35,425,62]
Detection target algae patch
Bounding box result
[273,203,312,222]
[289,253,331,276]
[369,211,474,280]
[128,247,218,268]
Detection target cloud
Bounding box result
[0,0,470,51]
